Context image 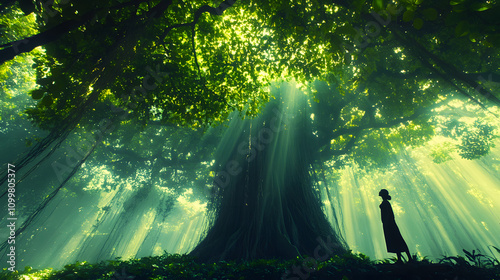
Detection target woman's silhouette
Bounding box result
[379,189,412,263]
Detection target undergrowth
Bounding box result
[1,247,499,280]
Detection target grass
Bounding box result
[1,249,499,280]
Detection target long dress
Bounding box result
[380,200,409,253]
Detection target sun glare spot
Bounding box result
[177,189,207,216]
[421,82,431,90]
[481,221,489,231]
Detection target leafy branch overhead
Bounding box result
[0,0,499,175]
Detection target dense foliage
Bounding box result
[2,249,499,280]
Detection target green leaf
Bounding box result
[403,10,414,22]
[485,34,500,47]
[386,4,400,15]
[463,249,473,260]
[335,25,357,37]
[413,18,424,30]
[329,34,343,49]
[450,0,465,5]
[372,0,385,11]
[471,3,493,11]
[18,0,36,15]
[422,8,438,21]
[468,33,480,43]
[455,20,469,37]
[344,53,351,65]
[491,245,500,255]
[452,3,466,12]
[40,96,53,107]
[31,89,44,100]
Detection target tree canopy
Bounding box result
[1,0,498,150]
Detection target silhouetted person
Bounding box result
[379,189,412,263]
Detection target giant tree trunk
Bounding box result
[190,86,348,262]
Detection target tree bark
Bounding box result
[190,92,348,262]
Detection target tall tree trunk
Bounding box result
[190,87,347,262]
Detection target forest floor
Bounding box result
[1,251,499,280]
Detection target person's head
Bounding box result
[379,189,391,200]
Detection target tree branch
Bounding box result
[389,25,500,106]
[320,108,429,159]
[0,0,156,64]
[0,11,95,64]
[160,0,237,40]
